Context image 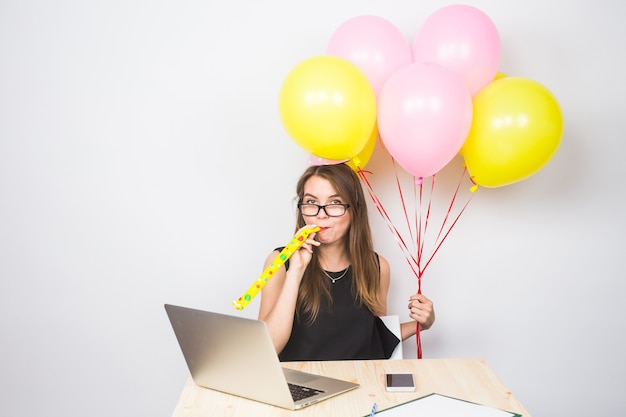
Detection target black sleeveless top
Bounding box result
[276,249,400,362]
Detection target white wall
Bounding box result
[1,1,623,416]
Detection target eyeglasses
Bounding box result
[298,203,350,217]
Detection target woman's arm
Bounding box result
[258,252,301,353]
[379,253,435,340]
[258,229,319,353]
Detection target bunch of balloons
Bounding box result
[278,5,563,188]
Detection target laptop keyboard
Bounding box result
[288,383,325,401]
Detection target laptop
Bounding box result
[164,304,360,410]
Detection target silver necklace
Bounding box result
[323,266,350,284]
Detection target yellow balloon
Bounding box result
[279,55,377,160]
[459,71,506,160]
[346,124,377,172]
[493,71,507,80]
[461,77,563,188]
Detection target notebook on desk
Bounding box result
[164,304,360,410]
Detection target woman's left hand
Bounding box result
[407,293,435,330]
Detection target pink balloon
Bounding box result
[377,62,473,179]
[327,15,412,97]
[412,5,501,96]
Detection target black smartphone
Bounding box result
[385,372,416,392]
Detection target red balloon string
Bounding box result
[358,162,474,360]
[416,322,422,359]
[357,168,419,277]
[416,171,436,277]
[391,159,415,249]
[420,167,474,274]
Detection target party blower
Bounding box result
[232,226,320,311]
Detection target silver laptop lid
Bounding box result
[165,304,296,409]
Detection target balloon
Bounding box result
[461,77,563,188]
[494,71,507,80]
[377,62,473,180]
[278,55,376,160]
[307,124,378,172]
[307,155,349,166]
[346,125,377,172]
[459,70,507,158]
[327,15,412,97]
[412,4,501,96]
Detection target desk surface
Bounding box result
[171,357,531,417]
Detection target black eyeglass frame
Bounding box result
[297,203,350,217]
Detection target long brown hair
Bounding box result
[294,164,381,324]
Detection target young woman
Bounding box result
[258,163,434,361]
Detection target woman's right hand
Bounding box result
[286,225,320,274]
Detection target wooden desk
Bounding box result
[171,358,531,417]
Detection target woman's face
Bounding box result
[301,175,351,245]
